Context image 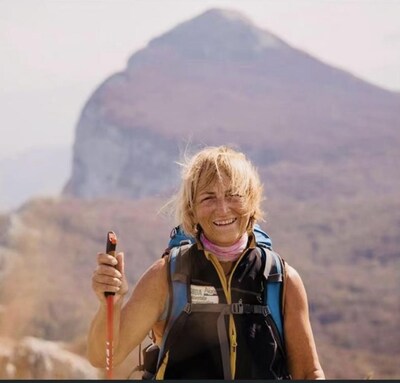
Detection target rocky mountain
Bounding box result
[0,7,399,379]
[63,8,400,201]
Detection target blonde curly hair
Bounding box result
[173,145,264,237]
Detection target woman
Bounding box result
[87,145,325,379]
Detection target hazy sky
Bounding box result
[1,0,400,160]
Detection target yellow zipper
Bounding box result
[205,250,247,379]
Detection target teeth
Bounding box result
[214,218,236,226]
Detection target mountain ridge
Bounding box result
[63,8,399,200]
[146,8,289,59]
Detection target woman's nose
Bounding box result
[215,197,229,213]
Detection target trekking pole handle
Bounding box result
[105,231,117,297]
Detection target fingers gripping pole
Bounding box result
[105,231,117,380]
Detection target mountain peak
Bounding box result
[196,7,254,24]
[146,7,287,60]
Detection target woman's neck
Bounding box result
[200,232,248,262]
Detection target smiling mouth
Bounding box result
[213,218,237,226]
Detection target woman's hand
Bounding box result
[88,252,168,368]
[92,251,129,305]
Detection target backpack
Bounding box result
[132,224,286,380]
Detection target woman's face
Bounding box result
[193,172,251,246]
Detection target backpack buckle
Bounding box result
[262,305,270,317]
[231,302,244,314]
[183,303,192,314]
[170,226,178,238]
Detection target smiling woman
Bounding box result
[176,146,263,247]
[87,145,325,380]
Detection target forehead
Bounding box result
[197,172,231,193]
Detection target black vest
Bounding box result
[157,245,290,380]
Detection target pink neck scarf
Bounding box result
[200,232,249,262]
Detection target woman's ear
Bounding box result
[189,209,196,226]
[194,223,202,235]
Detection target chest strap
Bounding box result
[183,302,270,316]
[183,302,270,380]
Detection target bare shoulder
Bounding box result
[133,256,169,296]
[283,262,309,313]
[120,257,169,332]
[144,256,169,277]
[284,262,303,284]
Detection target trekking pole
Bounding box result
[105,231,117,380]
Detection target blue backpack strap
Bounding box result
[253,223,273,250]
[252,223,283,341]
[260,246,285,345]
[157,244,192,368]
[167,225,195,248]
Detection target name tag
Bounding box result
[190,285,219,304]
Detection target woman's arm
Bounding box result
[87,252,168,367]
[283,263,325,380]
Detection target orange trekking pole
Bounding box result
[105,231,117,380]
